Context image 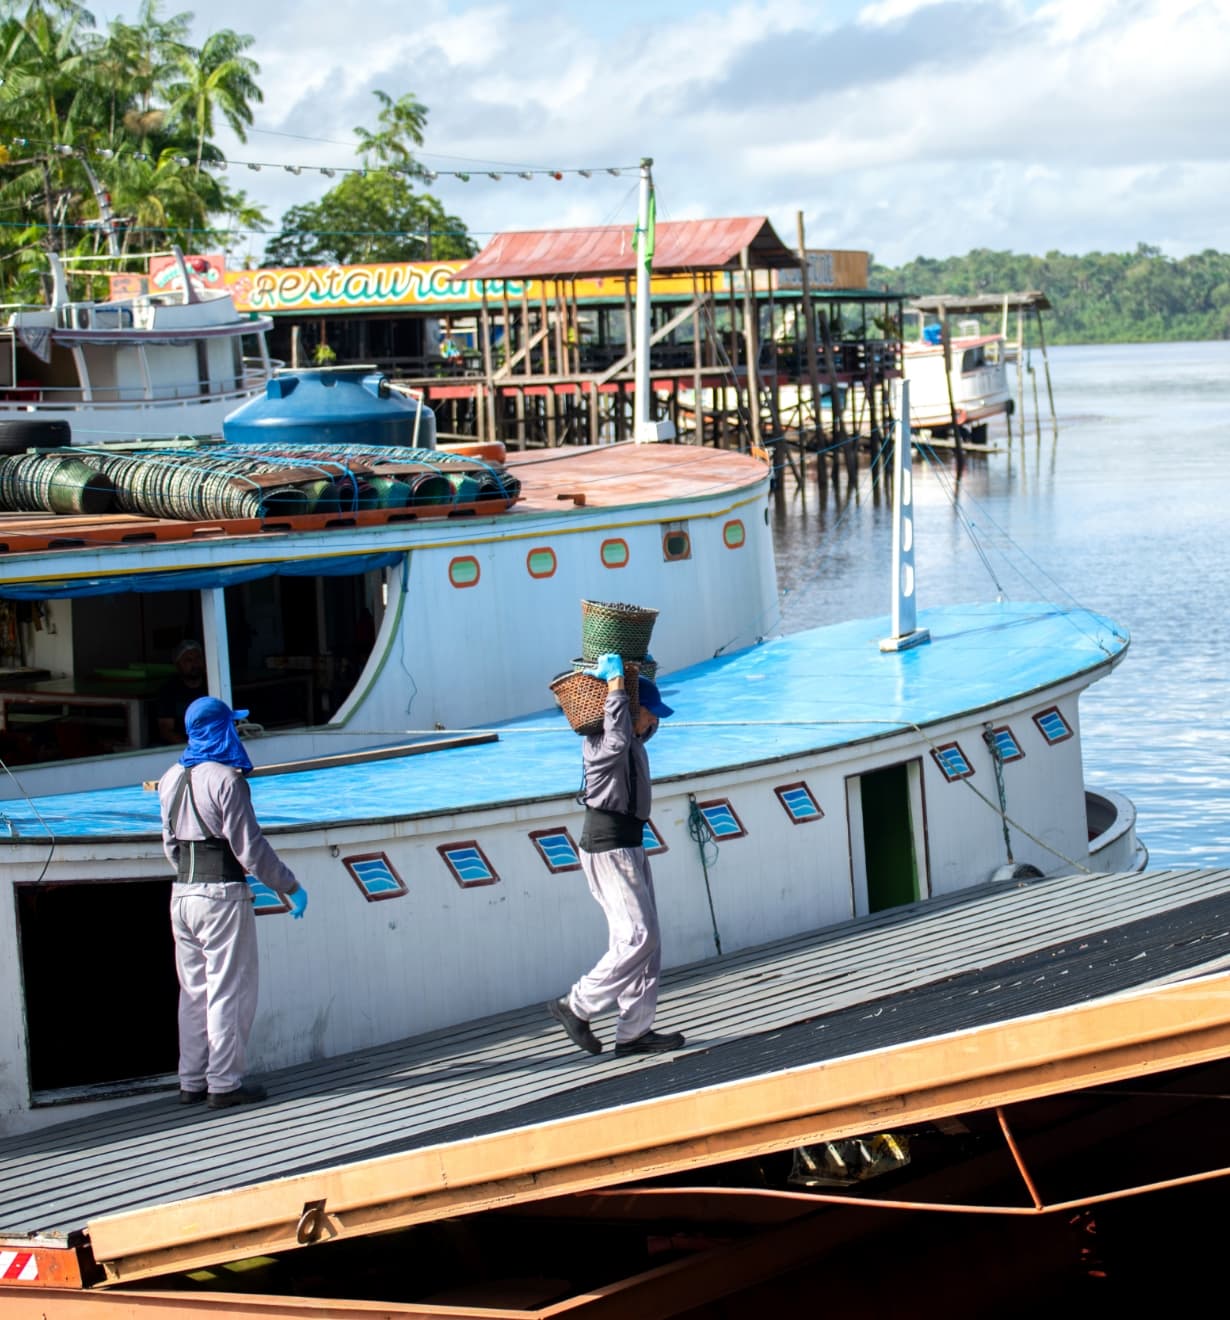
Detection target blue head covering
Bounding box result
[638,677,674,719]
[179,696,253,772]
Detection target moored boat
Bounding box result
[903,325,1012,441]
[0,247,276,446]
[0,388,1143,1136]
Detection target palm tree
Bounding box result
[166,29,262,172]
[353,89,428,178]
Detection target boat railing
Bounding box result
[0,376,275,409]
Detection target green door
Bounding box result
[861,763,919,912]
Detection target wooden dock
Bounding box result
[3,864,1230,1313]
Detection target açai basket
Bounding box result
[579,600,658,664]
[550,661,640,735]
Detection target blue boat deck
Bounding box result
[0,601,1127,841]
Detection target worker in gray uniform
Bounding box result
[548,652,686,1057]
[159,696,308,1109]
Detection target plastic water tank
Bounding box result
[222,369,436,449]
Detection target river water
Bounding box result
[769,339,1230,868]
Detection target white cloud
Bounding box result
[83,0,1230,263]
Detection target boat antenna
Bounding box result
[880,379,931,653]
[633,157,674,443]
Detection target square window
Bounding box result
[930,742,974,782]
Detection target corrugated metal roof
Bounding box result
[455,217,802,281]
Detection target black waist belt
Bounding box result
[580,805,646,853]
[175,838,246,884]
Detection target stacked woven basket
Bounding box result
[550,599,659,735]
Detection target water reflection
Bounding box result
[768,341,1230,866]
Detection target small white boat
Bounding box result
[0,248,276,446]
[903,327,1013,441]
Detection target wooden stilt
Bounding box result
[1034,305,1058,441]
[795,212,827,497]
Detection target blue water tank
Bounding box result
[222,369,437,448]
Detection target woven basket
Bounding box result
[551,662,640,735]
[571,655,656,681]
[580,600,658,663]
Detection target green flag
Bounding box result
[635,188,656,266]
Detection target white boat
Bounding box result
[0,248,276,446]
[0,383,1143,1136]
[902,328,1013,441]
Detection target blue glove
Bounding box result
[593,653,624,681]
[287,885,308,919]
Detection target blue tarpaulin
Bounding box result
[0,551,404,600]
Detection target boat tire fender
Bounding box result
[990,861,1044,882]
[0,418,72,453]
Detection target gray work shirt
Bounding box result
[581,690,652,821]
[159,761,298,899]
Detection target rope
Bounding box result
[687,793,722,955]
[983,721,1015,865]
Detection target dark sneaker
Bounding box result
[207,1082,268,1110]
[614,1029,686,1056]
[547,997,602,1055]
[178,1088,207,1105]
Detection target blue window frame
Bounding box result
[985,726,1024,763]
[775,781,824,824]
[1033,706,1073,745]
[931,742,974,782]
[438,841,500,888]
[530,829,581,873]
[343,852,407,901]
[698,799,746,840]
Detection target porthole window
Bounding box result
[448,555,480,588]
[662,529,691,561]
[723,519,746,549]
[526,547,557,579]
[600,538,629,568]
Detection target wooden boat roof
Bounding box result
[0,601,1129,841]
[2,864,1229,1283]
[455,217,801,280]
[909,291,1053,315]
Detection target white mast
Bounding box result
[880,379,931,652]
[633,157,675,443]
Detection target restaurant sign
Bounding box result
[223,260,720,315]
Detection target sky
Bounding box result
[83,0,1230,268]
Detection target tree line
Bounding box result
[0,0,474,304]
[871,245,1230,343]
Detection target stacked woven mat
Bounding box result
[550,599,659,735]
[0,442,522,521]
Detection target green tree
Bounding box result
[353,89,428,178]
[263,171,475,266]
[166,27,262,171]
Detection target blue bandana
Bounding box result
[179,696,253,772]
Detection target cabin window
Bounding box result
[249,879,292,913]
[438,841,500,888]
[529,829,582,873]
[723,519,746,549]
[661,526,692,562]
[526,547,557,579]
[1033,706,1073,745]
[984,725,1024,763]
[600,538,629,569]
[697,799,747,840]
[343,852,408,901]
[17,878,179,1100]
[641,819,668,854]
[930,742,975,782]
[775,782,824,823]
[448,556,481,588]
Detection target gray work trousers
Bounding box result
[569,847,661,1045]
[171,889,258,1094]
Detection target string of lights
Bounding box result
[2,137,638,184]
